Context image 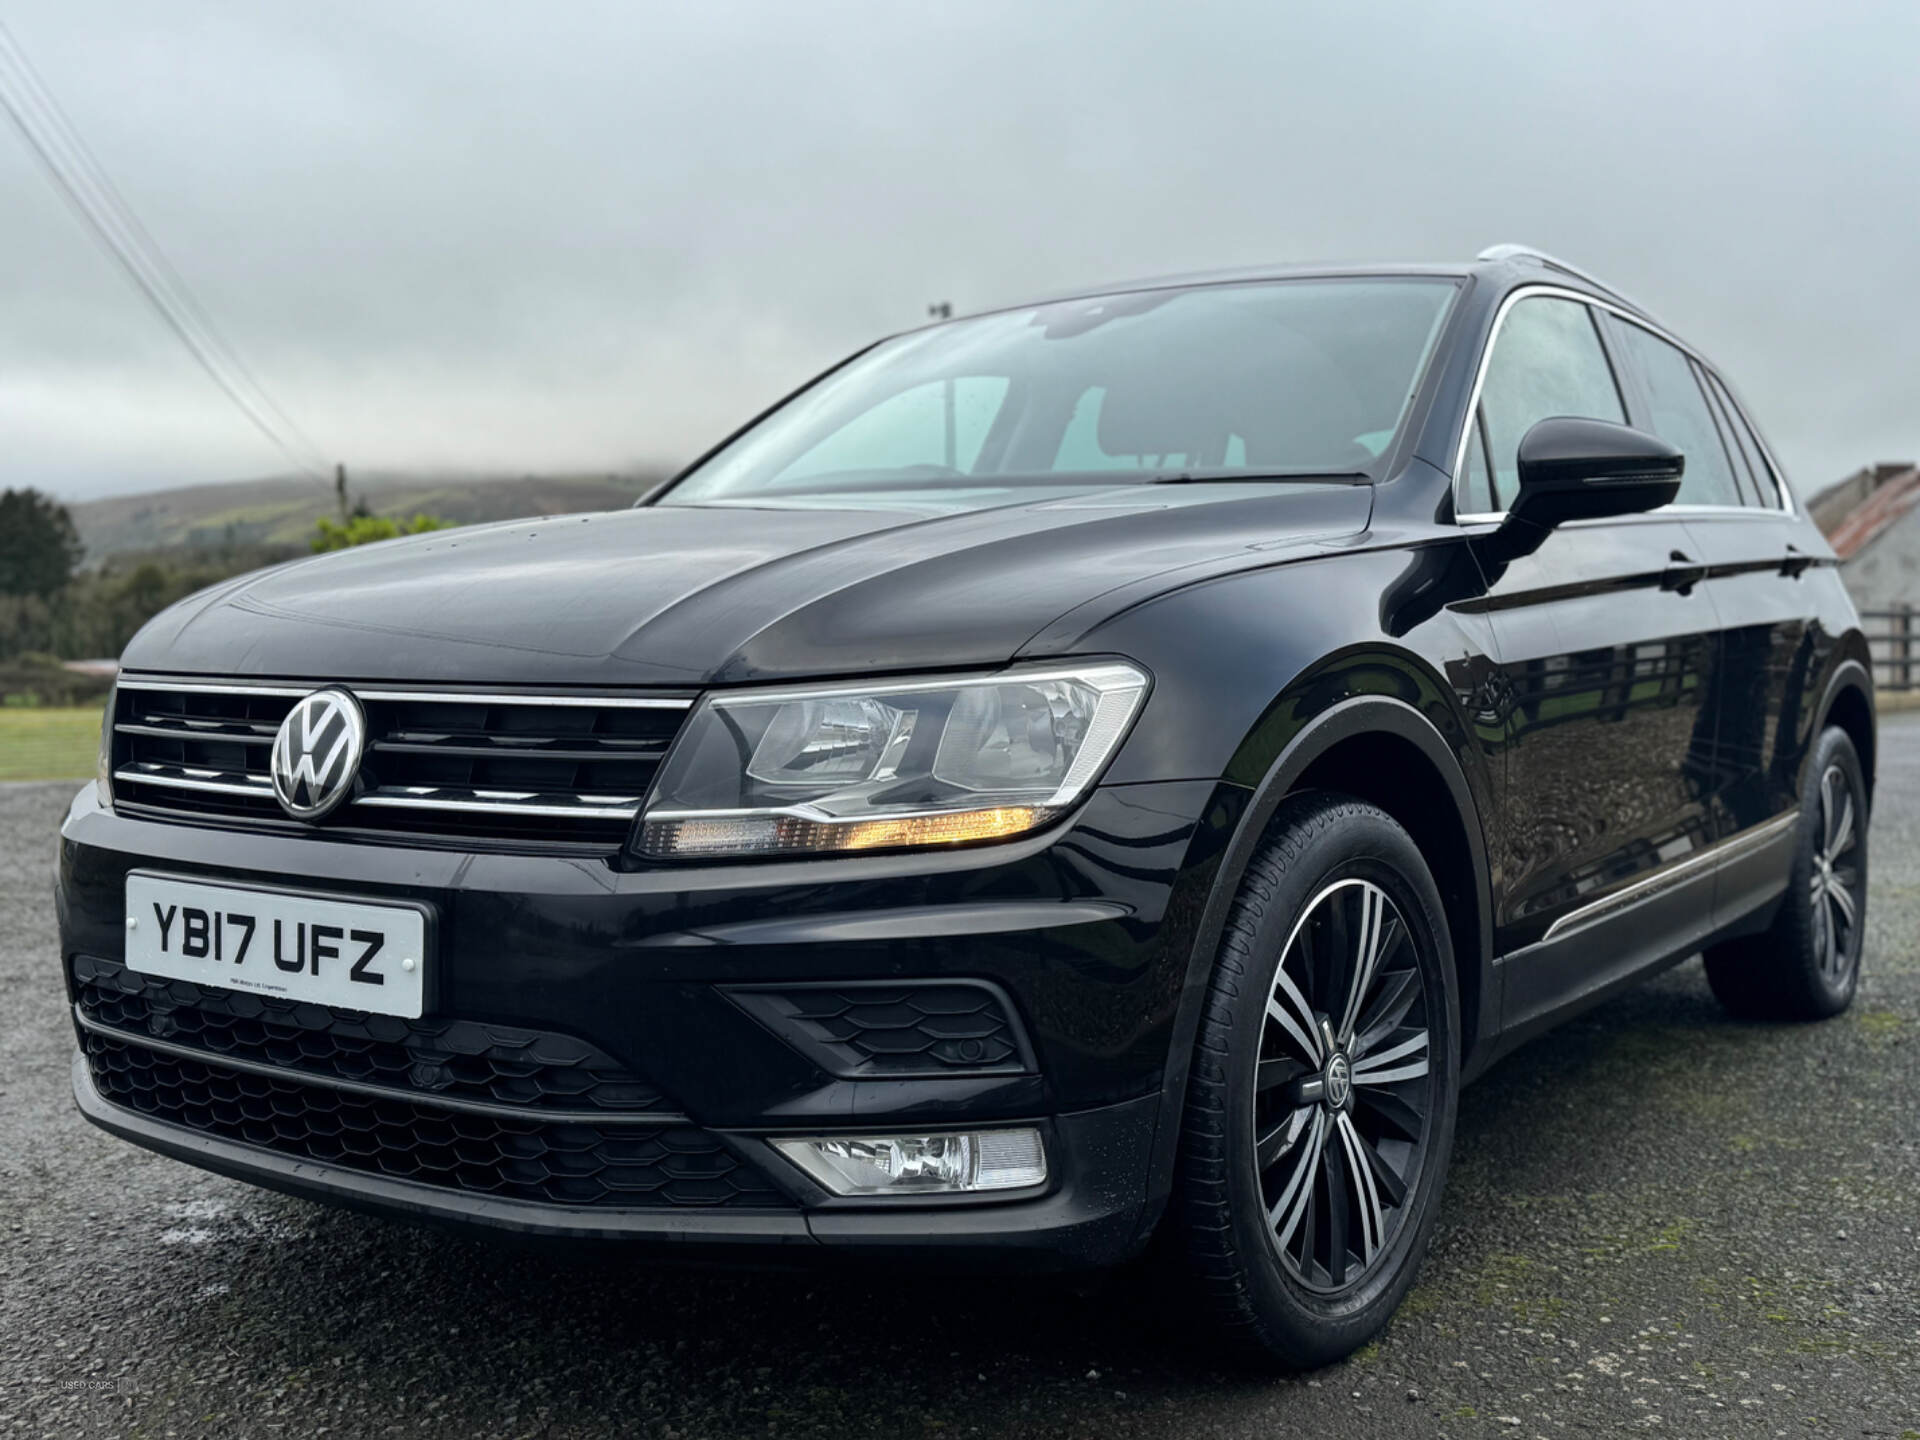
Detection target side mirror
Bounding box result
[1506,416,1684,530]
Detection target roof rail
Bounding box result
[1475,243,1646,315]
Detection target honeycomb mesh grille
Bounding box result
[74,955,669,1115]
[81,1031,791,1210]
[726,982,1031,1078]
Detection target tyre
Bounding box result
[1172,792,1460,1368]
[1704,726,1868,1021]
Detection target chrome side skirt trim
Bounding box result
[1540,812,1800,944]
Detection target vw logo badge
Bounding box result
[270,688,366,821]
[1324,1053,1352,1110]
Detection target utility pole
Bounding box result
[335,462,348,522]
[926,305,955,465]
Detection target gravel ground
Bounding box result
[4,722,1918,1439]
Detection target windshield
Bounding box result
[660,277,1457,510]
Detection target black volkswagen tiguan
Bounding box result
[57,245,1874,1365]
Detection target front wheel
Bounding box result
[1171,793,1459,1368]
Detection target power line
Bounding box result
[0,20,331,479]
[0,21,328,471]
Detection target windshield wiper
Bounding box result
[1148,470,1371,485]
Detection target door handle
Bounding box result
[1780,543,1812,579]
[1661,549,1705,596]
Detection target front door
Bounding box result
[1455,292,1723,1027]
[1474,516,1721,951]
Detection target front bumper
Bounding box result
[72,1053,1159,1263]
[58,778,1234,1267]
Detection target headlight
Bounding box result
[95,683,116,807]
[637,663,1149,859]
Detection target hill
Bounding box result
[69,469,670,562]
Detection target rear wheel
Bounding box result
[1172,793,1459,1368]
[1704,726,1867,1021]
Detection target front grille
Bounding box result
[108,678,690,850]
[726,981,1034,1077]
[73,955,670,1115]
[82,1032,789,1209]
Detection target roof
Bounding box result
[971,244,1637,326]
[1817,463,1920,560]
[983,261,1474,317]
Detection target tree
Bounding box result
[0,488,83,597]
[311,512,453,552]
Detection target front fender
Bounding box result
[1075,543,1503,1245]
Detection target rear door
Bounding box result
[1458,292,1723,1018]
[1603,318,1820,920]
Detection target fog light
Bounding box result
[772,1128,1047,1196]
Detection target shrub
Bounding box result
[0,651,114,707]
[311,513,454,552]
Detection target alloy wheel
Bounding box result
[1810,764,1863,983]
[1252,876,1434,1294]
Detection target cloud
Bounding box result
[2,0,1916,499]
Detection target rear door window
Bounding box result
[1611,323,1742,508]
[1702,370,1783,508]
[1696,365,1759,505]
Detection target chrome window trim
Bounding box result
[1449,283,1797,525]
[1452,503,1804,532]
[114,677,694,711]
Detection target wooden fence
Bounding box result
[1862,607,1919,690]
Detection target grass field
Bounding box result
[0,706,103,782]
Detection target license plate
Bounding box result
[123,872,430,1019]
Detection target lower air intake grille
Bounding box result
[81,1031,791,1211]
[108,678,691,851]
[73,955,670,1115]
[726,980,1034,1078]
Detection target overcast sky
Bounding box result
[3,0,1916,502]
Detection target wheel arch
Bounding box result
[1135,665,1497,1246]
[1816,654,1876,800]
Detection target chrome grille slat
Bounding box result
[109,678,690,850]
[117,720,275,745]
[356,792,642,820]
[115,678,692,710]
[369,738,670,763]
[115,764,271,797]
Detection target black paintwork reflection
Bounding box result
[1682,514,1847,837]
[1461,517,1720,948]
[119,485,1373,687]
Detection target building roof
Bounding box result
[1815,463,1920,561]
